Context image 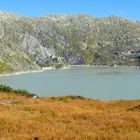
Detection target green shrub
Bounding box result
[0,84,29,96]
[65,95,87,100]
[14,89,29,95]
[0,84,14,92]
[50,95,87,102]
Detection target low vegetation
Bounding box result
[0,84,29,95]
[50,95,88,102]
[0,93,139,140]
[0,61,13,73]
[55,63,64,69]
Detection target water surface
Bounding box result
[0,66,140,100]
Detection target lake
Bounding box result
[0,66,140,100]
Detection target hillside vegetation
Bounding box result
[0,84,30,95]
[0,11,140,73]
[0,93,139,140]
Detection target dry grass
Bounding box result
[0,93,139,140]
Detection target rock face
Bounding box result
[0,11,140,73]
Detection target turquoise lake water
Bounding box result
[0,66,140,100]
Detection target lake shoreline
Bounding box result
[0,64,139,77]
[1,65,140,100]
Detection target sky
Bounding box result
[0,0,140,21]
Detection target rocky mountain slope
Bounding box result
[0,11,140,73]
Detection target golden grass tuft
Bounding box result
[0,93,139,140]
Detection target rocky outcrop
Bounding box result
[0,11,140,73]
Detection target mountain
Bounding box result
[0,11,140,73]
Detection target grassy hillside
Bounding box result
[0,93,139,140]
[0,11,140,73]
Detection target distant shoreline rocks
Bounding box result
[0,64,139,77]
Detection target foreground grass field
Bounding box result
[0,93,139,140]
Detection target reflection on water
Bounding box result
[0,66,140,100]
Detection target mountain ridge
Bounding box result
[0,11,140,73]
